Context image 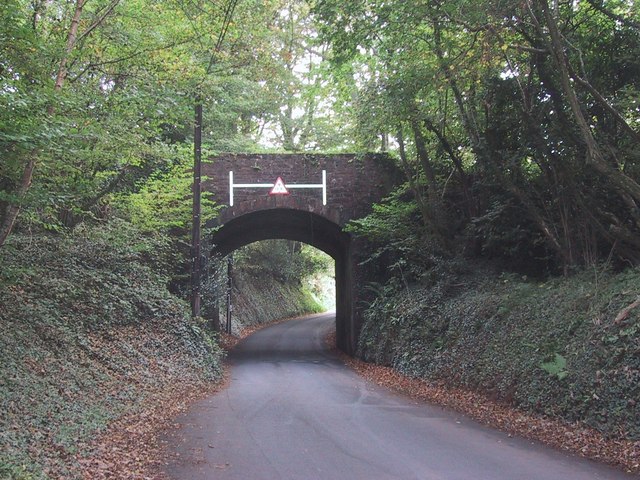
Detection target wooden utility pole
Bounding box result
[226,254,233,333]
[191,101,203,317]
[190,0,240,318]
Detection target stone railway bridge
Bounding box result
[203,153,400,354]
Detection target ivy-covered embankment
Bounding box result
[0,222,224,479]
[357,263,640,442]
[0,225,328,479]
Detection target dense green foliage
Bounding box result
[202,240,333,332]
[357,263,640,440]
[315,0,640,273]
[0,224,223,478]
[312,0,640,441]
[0,0,361,254]
[8,0,638,272]
[235,239,332,285]
[2,0,640,469]
[1,5,339,476]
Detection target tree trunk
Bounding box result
[0,0,87,248]
[0,158,36,248]
[396,126,430,229]
[431,16,573,267]
[54,0,86,91]
[534,0,640,205]
[410,118,438,188]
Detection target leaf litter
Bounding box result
[326,332,639,475]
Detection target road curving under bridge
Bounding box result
[164,313,635,480]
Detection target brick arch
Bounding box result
[211,208,348,259]
[209,208,355,352]
[218,196,344,230]
[203,153,401,354]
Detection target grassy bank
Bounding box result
[0,228,329,479]
[229,267,324,334]
[358,264,640,441]
[0,223,223,479]
[217,240,329,334]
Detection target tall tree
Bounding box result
[0,0,265,244]
[314,0,640,270]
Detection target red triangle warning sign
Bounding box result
[269,176,290,195]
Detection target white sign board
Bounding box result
[229,170,327,207]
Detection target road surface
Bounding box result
[164,312,635,480]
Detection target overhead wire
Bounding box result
[206,0,240,75]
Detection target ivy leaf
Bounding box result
[541,353,568,380]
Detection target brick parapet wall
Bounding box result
[202,153,398,226]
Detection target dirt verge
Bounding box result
[326,332,639,475]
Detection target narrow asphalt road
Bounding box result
[164,313,635,480]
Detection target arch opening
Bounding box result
[207,208,354,352]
